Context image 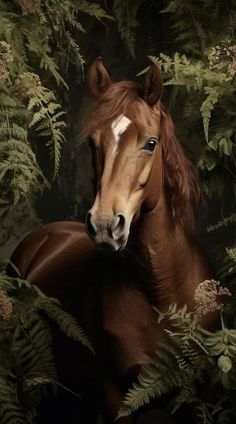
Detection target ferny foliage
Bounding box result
[0,273,93,423]
[119,1,236,423]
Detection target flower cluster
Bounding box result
[13,72,42,101]
[0,289,13,320]
[0,41,13,82]
[17,0,41,14]
[208,44,236,77]
[194,279,231,317]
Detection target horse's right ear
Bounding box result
[87,58,111,99]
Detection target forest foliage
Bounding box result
[118,1,236,423]
[0,273,93,423]
[0,1,154,420]
[0,0,235,423]
[0,0,110,421]
[0,0,113,206]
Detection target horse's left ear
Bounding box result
[140,62,163,107]
[87,57,111,99]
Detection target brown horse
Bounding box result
[8,59,215,423]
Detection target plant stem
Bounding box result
[220,310,225,330]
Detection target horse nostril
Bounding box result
[112,213,126,237]
[86,212,97,237]
[117,213,125,229]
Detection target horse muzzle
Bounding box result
[86,211,129,251]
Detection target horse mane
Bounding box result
[83,81,201,232]
[160,106,201,232]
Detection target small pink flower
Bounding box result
[194,279,231,317]
[0,289,13,320]
[17,0,41,14]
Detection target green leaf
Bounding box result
[217,355,232,373]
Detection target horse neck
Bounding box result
[128,192,212,310]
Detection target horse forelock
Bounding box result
[83,80,201,233]
[82,81,140,138]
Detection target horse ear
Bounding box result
[87,57,111,99]
[140,62,163,107]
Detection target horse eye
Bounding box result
[143,138,158,152]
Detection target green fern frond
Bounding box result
[64,31,85,73]
[16,320,56,379]
[0,369,31,424]
[0,124,27,142]
[170,382,197,413]
[37,298,94,354]
[40,52,68,88]
[0,16,14,41]
[217,248,236,281]
[227,248,236,264]
[118,303,214,420]
[28,87,66,180]
[200,87,220,142]
[196,403,214,424]
[207,214,236,232]
[113,0,143,57]
[160,0,235,56]
[117,341,186,419]
[82,2,111,19]
[0,139,48,203]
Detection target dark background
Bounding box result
[0,0,234,262]
[36,1,172,222]
[32,1,231,267]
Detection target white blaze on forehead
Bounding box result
[111,114,131,143]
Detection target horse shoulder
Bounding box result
[8,221,97,298]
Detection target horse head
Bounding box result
[85,58,200,251]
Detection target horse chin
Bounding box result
[93,235,128,253]
[117,237,128,251]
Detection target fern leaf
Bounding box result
[207,214,236,232]
[28,88,66,180]
[113,0,143,57]
[0,371,26,424]
[170,383,197,413]
[36,298,94,354]
[74,0,112,20]
[200,87,220,142]
[117,342,185,418]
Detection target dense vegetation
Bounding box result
[0,274,93,423]
[0,0,235,422]
[119,1,236,423]
[0,0,110,421]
